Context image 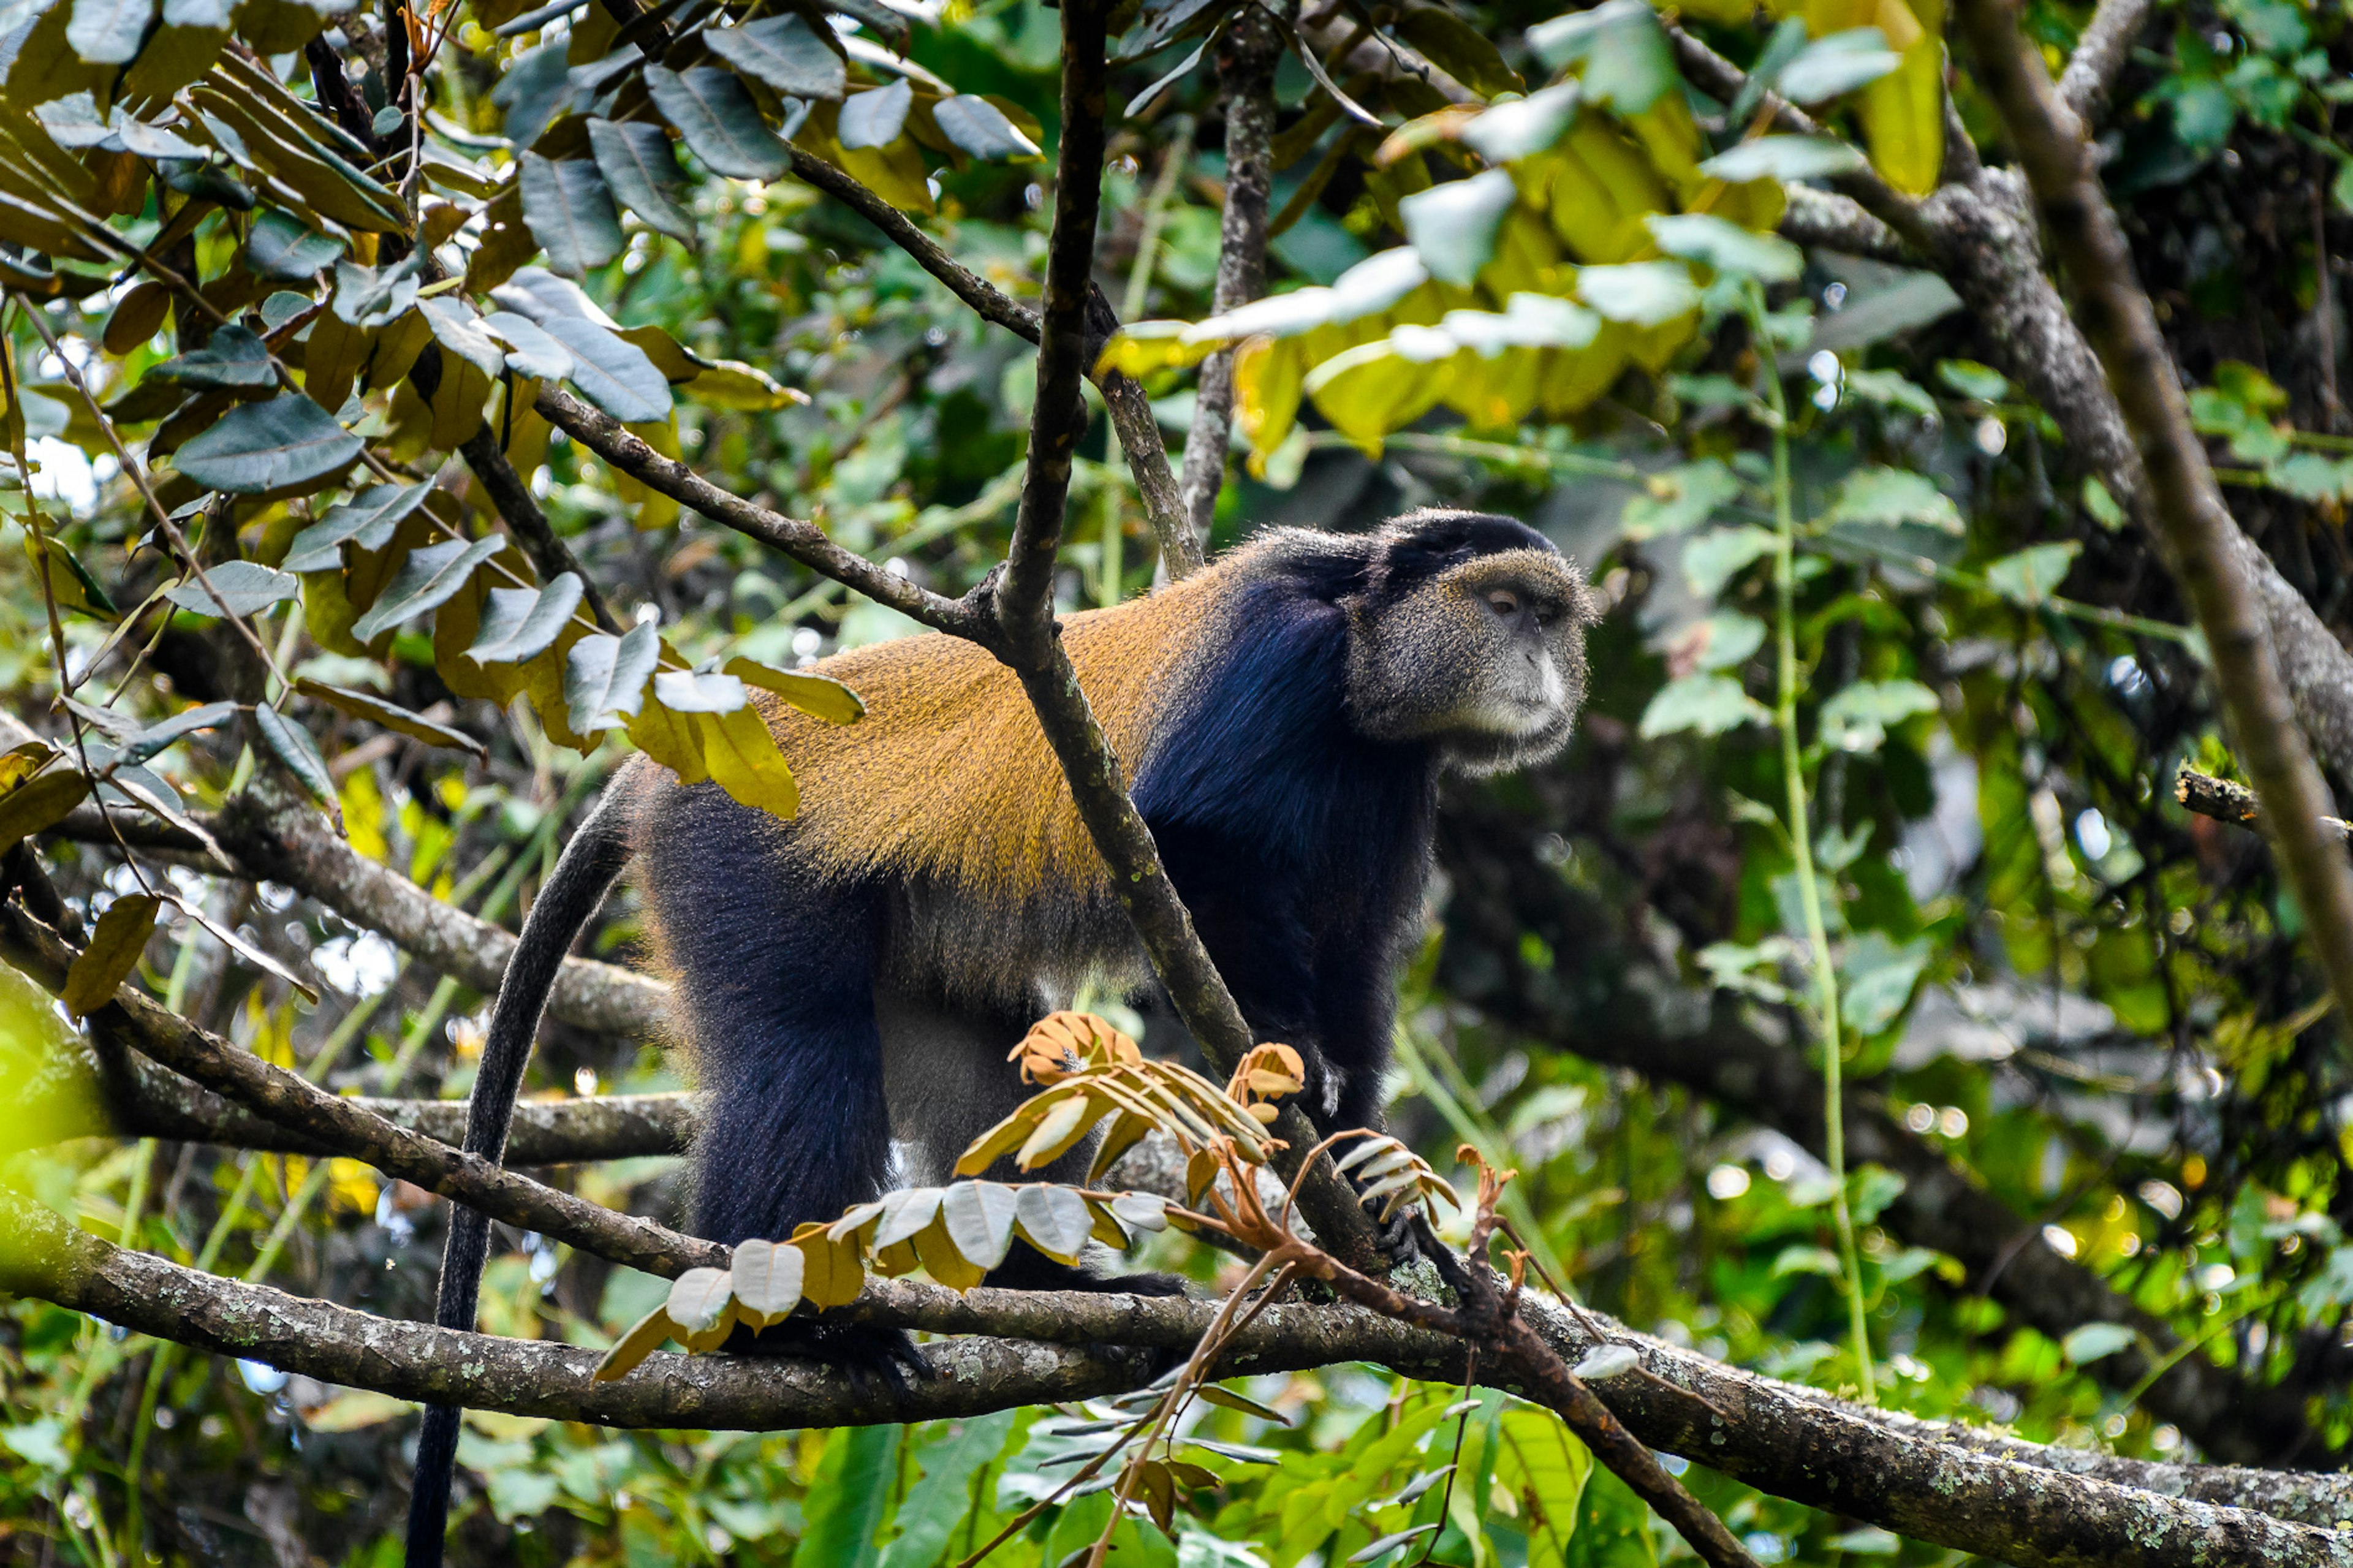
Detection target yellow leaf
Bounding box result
[0,769,89,856]
[685,360,808,411]
[1236,335,1306,472]
[593,1305,676,1381]
[790,1224,866,1308]
[730,1238,805,1328]
[1539,326,1632,419]
[695,704,799,820]
[627,694,710,786]
[1093,321,1211,381]
[1860,2,1946,197]
[62,893,163,1017]
[724,657,863,724]
[1015,1092,1099,1171]
[912,1211,988,1290]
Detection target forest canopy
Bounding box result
[6,0,2353,1561]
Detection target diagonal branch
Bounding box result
[0,901,724,1279]
[1949,0,2353,1056]
[457,425,622,636]
[2057,0,2153,122]
[781,145,1194,577]
[12,1186,2353,1567]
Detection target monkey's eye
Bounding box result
[1485,589,1521,618]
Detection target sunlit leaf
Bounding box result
[592,1305,676,1382]
[1983,540,2082,607]
[932,95,1040,161]
[1819,678,1938,753]
[1575,262,1699,326]
[1775,27,1901,104]
[1825,466,1963,532]
[1528,0,1675,112]
[725,656,863,724]
[1645,213,1803,281]
[1681,525,1778,597]
[585,118,694,244]
[1622,458,1740,541]
[1696,135,1867,183]
[695,702,800,819]
[24,534,117,618]
[939,1180,1019,1273]
[730,1237,805,1328]
[1460,82,1580,164]
[1012,1183,1093,1264]
[1397,169,1517,287]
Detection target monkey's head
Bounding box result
[1339,509,1599,775]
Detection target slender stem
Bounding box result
[1747,285,1873,1404]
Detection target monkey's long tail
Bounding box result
[405,791,633,1568]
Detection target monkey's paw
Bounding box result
[726,1317,925,1393]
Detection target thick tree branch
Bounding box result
[1779,186,1913,263]
[1438,798,2335,1466]
[2175,765,2353,841]
[12,1189,2353,1567]
[1949,0,2353,1050]
[780,145,1194,577]
[2056,0,2153,123]
[0,902,724,1279]
[1175,3,1283,550]
[211,796,665,1037]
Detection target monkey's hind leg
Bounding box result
[638,786,911,1371]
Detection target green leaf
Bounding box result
[586,118,694,243]
[838,78,913,151]
[645,64,792,181]
[113,701,239,767]
[704,12,846,100]
[66,0,154,64]
[347,536,505,643]
[1621,458,1739,540]
[1638,673,1770,738]
[873,1414,1019,1568]
[564,623,661,733]
[933,95,1041,161]
[1398,169,1517,287]
[798,1426,901,1568]
[592,1305,677,1382]
[153,324,275,388]
[650,668,749,713]
[1819,677,1938,752]
[1697,135,1867,183]
[282,482,433,572]
[1692,610,1767,670]
[1577,262,1699,325]
[468,574,584,665]
[538,314,672,423]
[1681,524,1778,597]
[1935,358,2009,402]
[63,893,163,1017]
[25,534,116,619]
[172,393,362,495]
[296,678,487,756]
[164,562,296,617]
[1841,369,1939,419]
[1825,1528,1903,1556]
[1838,930,1931,1032]
[254,704,335,807]
[245,210,343,281]
[1825,467,1962,532]
[1775,28,1901,104]
[1645,214,1802,282]
[1984,540,2082,607]
[1771,1244,1844,1278]
[519,153,623,279]
[1460,82,1580,164]
[2082,474,2127,530]
[1393,5,1523,98]
[1528,0,1675,112]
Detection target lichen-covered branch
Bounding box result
[10,1187,2352,1568]
[1950,0,2353,1055]
[1174,3,1283,550]
[2056,0,2153,122]
[0,901,724,1279]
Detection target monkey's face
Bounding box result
[1344,542,1598,776]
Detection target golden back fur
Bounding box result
[762,556,1230,909]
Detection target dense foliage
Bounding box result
[6,0,2353,1559]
